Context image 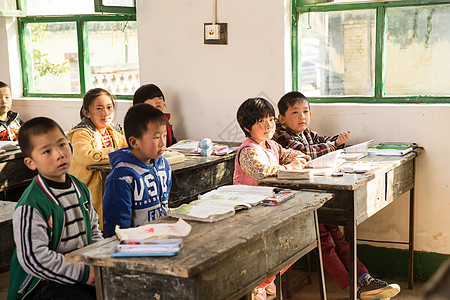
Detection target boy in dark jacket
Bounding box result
[0,81,23,141]
[102,103,172,237]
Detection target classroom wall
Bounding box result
[2,1,450,257]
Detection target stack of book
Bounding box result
[167,139,238,156]
[367,143,417,156]
[112,219,192,257]
[112,238,183,257]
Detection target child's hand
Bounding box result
[86,266,95,286]
[285,157,309,170]
[336,131,350,147]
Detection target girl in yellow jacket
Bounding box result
[67,88,127,230]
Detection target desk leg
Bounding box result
[100,172,107,196]
[348,204,357,300]
[408,187,415,289]
[275,273,283,300]
[94,266,104,300]
[314,211,327,300]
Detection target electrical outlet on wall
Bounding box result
[205,24,220,40]
[204,23,228,45]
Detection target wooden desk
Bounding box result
[260,151,422,299]
[0,150,37,194]
[88,152,237,208]
[0,200,16,272]
[66,191,333,300]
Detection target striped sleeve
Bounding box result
[13,205,87,285]
[87,189,103,243]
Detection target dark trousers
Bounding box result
[27,280,96,300]
[320,224,369,289]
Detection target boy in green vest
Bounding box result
[7,117,103,300]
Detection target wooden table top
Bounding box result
[0,201,15,223]
[66,190,333,278]
[87,151,237,173]
[261,151,418,191]
[0,149,24,162]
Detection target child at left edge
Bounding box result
[102,103,172,237]
[8,117,102,300]
[233,97,310,300]
[0,81,23,141]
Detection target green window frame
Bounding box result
[292,0,450,103]
[17,0,137,99]
[94,0,136,15]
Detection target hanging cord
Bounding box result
[307,12,312,29]
[122,15,131,32]
[212,0,217,25]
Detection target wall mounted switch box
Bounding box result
[205,24,220,40]
[204,23,228,45]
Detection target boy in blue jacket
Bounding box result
[102,103,172,237]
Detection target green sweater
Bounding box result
[7,174,101,300]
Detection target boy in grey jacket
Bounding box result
[8,117,103,300]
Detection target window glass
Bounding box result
[385,5,450,96]
[88,21,140,95]
[26,0,95,16]
[299,10,375,96]
[29,22,79,94]
[1,0,17,11]
[102,0,134,7]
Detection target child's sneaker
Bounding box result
[253,287,267,300]
[265,281,276,295]
[357,277,400,299]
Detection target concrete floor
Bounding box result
[287,271,424,300]
[0,269,424,300]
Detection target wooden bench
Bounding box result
[0,201,16,272]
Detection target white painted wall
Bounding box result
[2,1,450,254]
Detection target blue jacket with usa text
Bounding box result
[102,148,172,237]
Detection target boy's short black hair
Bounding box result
[0,81,9,89]
[124,103,169,147]
[236,97,275,137]
[278,91,310,115]
[133,84,165,105]
[18,117,66,158]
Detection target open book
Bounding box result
[0,141,19,153]
[167,199,252,222]
[278,150,344,179]
[339,140,373,161]
[167,185,278,222]
[167,139,200,153]
[162,150,185,165]
[115,218,192,240]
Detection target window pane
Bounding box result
[1,0,17,11]
[102,0,135,7]
[385,5,450,96]
[88,21,140,95]
[29,22,79,94]
[299,10,375,96]
[27,0,95,16]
